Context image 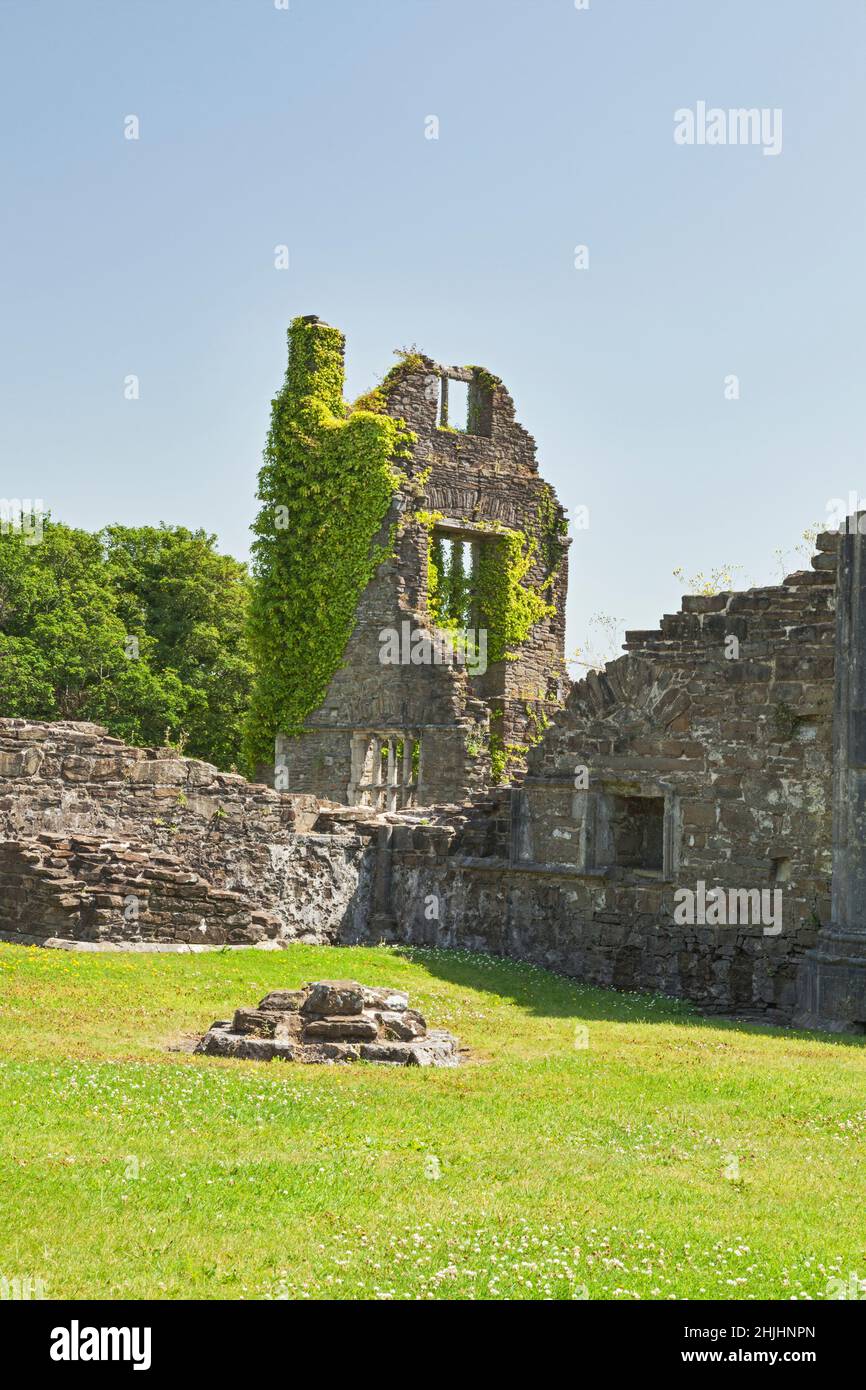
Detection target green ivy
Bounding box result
[536,483,569,590]
[423,513,553,665]
[428,533,446,625]
[485,708,525,785]
[445,537,471,626]
[475,529,554,663]
[524,702,551,745]
[244,317,414,767]
[351,349,429,416]
[464,365,502,391]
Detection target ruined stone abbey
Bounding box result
[268,316,570,806]
[2,318,865,1035]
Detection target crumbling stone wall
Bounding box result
[0,833,281,947]
[0,719,374,946]
[357,537,839,1022]
[274,323,569,806]
[0,519,843,1025]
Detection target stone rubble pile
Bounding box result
[195,979,461,1066]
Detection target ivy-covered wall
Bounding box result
[245,316,413,768]
[256,319,570,803]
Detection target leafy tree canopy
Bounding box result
[0,519,252,770]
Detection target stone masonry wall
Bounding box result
[0,833,281,946]
[275,326,569,806]
[353,536,839,1022]
[0,719,374,946]
[383,356,570,749]
[0,519,840,1026]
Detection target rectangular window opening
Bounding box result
[438,374,492,435]
[430,531,483,631]
[438,375,470,430]
[608,793,665,871]
[771,855,792,884]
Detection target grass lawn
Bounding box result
[1,940,865,1301]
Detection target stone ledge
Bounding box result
[0,931,293,952]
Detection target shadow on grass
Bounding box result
[390,944,866,1050]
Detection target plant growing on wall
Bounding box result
[424,515,554,665]
[244,317,414,768]
[427,531,447,625]
[536,482,569,588]
[475,530,554,663]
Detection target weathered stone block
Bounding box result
[196,983,461,1065]
[301,980,366,1016]
[258,989,306,1012]
[359,1042,415,1065]
[377,1008,426,1040]
[303,1014,378,1041]
[300,1042,361,1064]
[362,986,409,1012]
[125,760,189,786]
[232,1007,278,1037]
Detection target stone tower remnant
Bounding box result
[258,317,570,807]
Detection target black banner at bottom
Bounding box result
[2,1298,856,1374]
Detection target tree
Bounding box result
[0,519,252,769]
[101,524,253,768]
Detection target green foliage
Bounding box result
[464,730,484,758]
[524,703,550,745]
[465,365,501,435]
[350,349,429,416]
[439,538,471,627]
[427,532,446,625]
[488,730,527,785]
[672,563,743,597]
[536,483,568,589]
[0,520,252,768]
[424,515,553,665]
[475,530,554,663]
[486,699,550,786]
[245,318,414,767]
[489,733,508,783]
[414,510,445,628]
[383,349,427,384]
[101,524,253,768]
[349,386,387,415]
[464,364,502,392]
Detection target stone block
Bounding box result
[232,1007,278,1037]
[361,986,409,1012]
[258,989,306,1012]
[359,1042,415,1065]
[377,1008,426,1040]
[303,1014,379,1041]
[300,1042,361,1064]
[125,760,189,786]
[301,980,366,1016]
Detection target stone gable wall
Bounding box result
[275,333,569,806]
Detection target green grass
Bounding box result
[1,940,865,1301]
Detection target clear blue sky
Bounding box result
[1,0,864,661]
